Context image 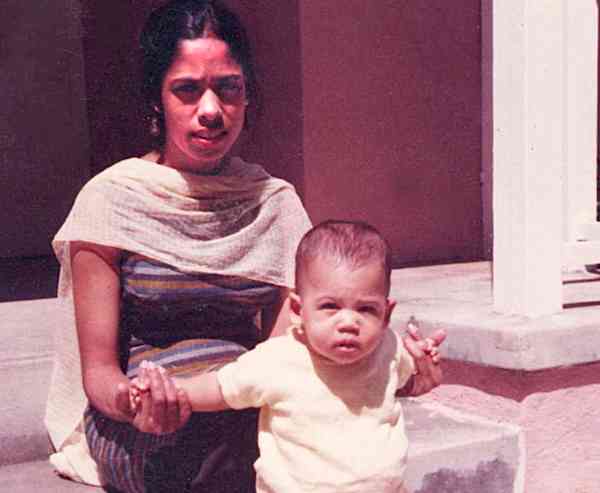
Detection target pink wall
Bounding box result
[1,0,90,257]
[79,0,163,175]
[231,0,305,195]
[298,1,483,265]
[77,0,483,265]
[426,360,600,492]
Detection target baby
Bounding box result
[132,220,441,492]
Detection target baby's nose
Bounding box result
[337,310,360,333]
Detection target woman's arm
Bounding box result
[71,241,132,422]
[260,287,291,339]
[71,241,191,432]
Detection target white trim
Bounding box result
[492,1,564,316]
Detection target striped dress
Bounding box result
[84,253,281,493]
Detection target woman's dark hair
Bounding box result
[140,0,256,142]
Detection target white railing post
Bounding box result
[493,1,565,316]
[562,1,599,267]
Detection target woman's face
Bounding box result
[160,36,247,174]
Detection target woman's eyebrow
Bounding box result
[171,74,244,83]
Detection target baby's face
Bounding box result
[292,257,394,365]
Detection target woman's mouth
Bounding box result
[190,131,227,144]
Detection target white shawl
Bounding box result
[44,157,311,484]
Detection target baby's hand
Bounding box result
[407,316,443,364]
[127,360,191,434]
[129,360,155,411]
[401,316,446,397]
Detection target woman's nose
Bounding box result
[197,90,223,126]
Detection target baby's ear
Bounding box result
[385,298,397,325]
[289,290,303,326]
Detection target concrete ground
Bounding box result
[389,261,600,493]
[0,262,531,492]
[389,261,600,370]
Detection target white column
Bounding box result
[562,1,599,266]
[492,1,565,316]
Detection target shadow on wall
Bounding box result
[441,360,600,401]
[0,256,59,302]
[415,459,514,493]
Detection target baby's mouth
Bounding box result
[334,340,360,351]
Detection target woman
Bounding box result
[45,1,443,492]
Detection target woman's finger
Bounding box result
[158,366,179,433]
[115,382,134,418]
[146,365,167,433]
[176,388,192,428]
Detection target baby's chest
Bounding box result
[268,366,403,428]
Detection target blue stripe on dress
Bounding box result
[84,254,275,493]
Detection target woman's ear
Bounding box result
[289,290,303,327]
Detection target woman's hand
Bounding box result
[126,363,192,435]
[399,319,446,397]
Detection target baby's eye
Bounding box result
[319,302,338,311]
[359,305,378,315]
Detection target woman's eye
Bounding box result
[174,83,198,94]
[172,84,201,103]
[216,80,245,103]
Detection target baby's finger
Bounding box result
[429,329,447,347]
[406,321,422,341]
[403,335,425,360]
[424,337,435,352]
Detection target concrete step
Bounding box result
[403,400,523,493]
[0,460,93,493]
[1,299,58,466]
[0,298,524,492]
[0,400,523,492]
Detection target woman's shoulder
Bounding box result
[87,156,153,184]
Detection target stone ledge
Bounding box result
[404,401,523,493]
[1,297,523,491]
[0,401,523,493]
[390,262,600,370]
[0,461,93,493]
[1,299,63,466]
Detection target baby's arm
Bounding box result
[132,361,231,413]
[174,371,230,412]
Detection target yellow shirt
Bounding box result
[218,328,415,493]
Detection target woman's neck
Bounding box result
[141,150,229,176]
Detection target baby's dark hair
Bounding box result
[295,220,392,295]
